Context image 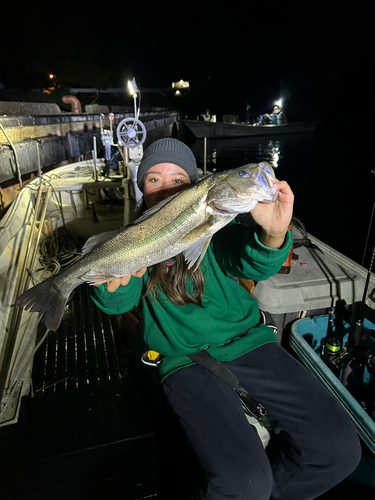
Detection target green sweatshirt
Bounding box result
[90,223,292,382]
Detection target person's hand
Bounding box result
[250,180,294,248]
[105,268,147,292]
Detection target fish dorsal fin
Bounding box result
[134,193,179,224]
[82,228,123,256]
[183,236,212,271]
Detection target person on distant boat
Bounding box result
[271,104,287,125]
[201,110,211,121]
[257,114,271,125]
[260,104,288,125]
[90,138,361,500]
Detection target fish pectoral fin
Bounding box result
[183,236,213,271]
[80,270,116,285]
[82,229,124,256]
[181,218,217,271]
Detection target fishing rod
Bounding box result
[336,175,375,385]
[346,194,375,363]
[348,240,375,354]
[322,205,375,375]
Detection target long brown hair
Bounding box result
[144,254,205,307]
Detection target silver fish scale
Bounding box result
[55,164,278,287]
[105,178,214,276]
[57,175,217,286]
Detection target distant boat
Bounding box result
[181,118,319,139]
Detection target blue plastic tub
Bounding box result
[290,315,375,453]
[290,315,375,487]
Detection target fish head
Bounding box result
[208,162,278,214]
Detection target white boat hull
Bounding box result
[181,119,319,139]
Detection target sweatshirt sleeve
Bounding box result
[212,222,293,281]
[89,275,142,315]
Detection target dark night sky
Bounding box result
[1,1,374,121]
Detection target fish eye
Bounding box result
[239,170,250,177]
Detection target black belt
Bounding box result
[187,349,272,431]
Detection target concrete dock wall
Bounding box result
[0,102,182,184]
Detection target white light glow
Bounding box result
[128,79,138,96]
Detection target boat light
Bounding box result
[128,78,138,97]
[172,80,189,89]
[274,99,283,108]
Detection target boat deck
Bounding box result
[0,284,201,499]
[0,285,373,499]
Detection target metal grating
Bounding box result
[0,284,161,499]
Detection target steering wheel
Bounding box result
[116,117,147,148]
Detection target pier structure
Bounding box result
[0,101,181,214]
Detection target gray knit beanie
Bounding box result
[137,138,199,191]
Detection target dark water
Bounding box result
[183,126,375,268]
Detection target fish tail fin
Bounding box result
[16,276,70,332]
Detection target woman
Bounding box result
[91,138,360,499]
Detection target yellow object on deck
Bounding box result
[141,349,164,366]
[146,350,162,361]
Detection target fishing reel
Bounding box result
[321,330,375,372]
[116,117,147,148]
[320,337,350,370]
[365,350,375,376]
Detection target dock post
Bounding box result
[203,137,207,175]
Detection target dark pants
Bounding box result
[163,343,361,499]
